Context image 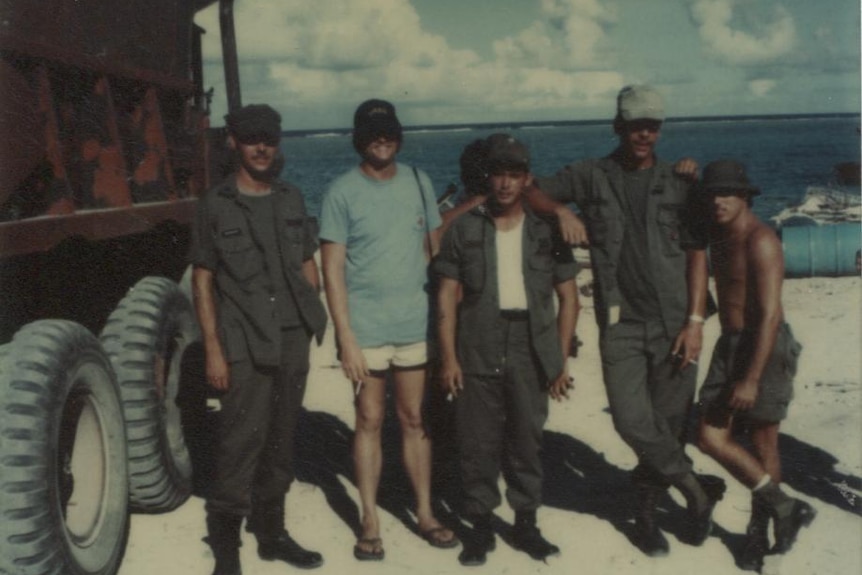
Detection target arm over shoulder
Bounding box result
[534,160,591,207]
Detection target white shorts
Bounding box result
[362,341,427,374]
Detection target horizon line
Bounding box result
[277,111,860,137]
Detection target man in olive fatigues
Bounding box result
[436,134,579,566]
[190,105,327,575]
[528,86,725,556]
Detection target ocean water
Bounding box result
[279,115,860,223]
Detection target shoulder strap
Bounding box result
[412,166,433,260]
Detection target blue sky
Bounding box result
[196,0,860,130]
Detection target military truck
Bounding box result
[0,1,243,573]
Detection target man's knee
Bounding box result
[697,421,729,457]
[396,405,424,432]
[611,410,653,446]
[355,405,385,433]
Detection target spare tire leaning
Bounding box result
[0,320,129,575]
[101,276,199,512]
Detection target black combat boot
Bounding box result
[633,484,669,557]
[737,495,770,571]
[754,482,816,553]
[510,510,560,561]
[248,502,323,569]
[458,514,496,567]
[206,512,243,575]
[671,472,726,546]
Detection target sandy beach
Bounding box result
[119,274,861,575]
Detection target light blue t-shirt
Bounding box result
[319,163,442,348]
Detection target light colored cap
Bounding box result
[617,85,665,122]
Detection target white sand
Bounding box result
[119,275,861,575]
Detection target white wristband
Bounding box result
[688,314,705,324]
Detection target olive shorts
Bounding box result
[698,322,802,425]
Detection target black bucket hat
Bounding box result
[352,99,403,152]
[700,159,760,196]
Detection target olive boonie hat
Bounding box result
[700,159,760,196]
[225,104,281,142]
[485,133,530,170]
[617,85,665,122]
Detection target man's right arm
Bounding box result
[192,267,229,391]
[320,241,368,384]
[526,166,589,246]
[436,276,463,398]
[729,228,785,411]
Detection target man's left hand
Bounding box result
[549,371,574,402]
[674,157,700,182]
[729,379,758,411]
[556,207,589,246]
[671,322,703,369]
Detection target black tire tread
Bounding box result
[100,276,198,513]
[0,320,129,575]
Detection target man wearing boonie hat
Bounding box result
[695,159,815,571]
[319,99,457,560]
[526,85,726,557]
[435,134,579,566]
[190,104,328,574]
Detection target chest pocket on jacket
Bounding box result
[657,203,685,257]
[527,250,554,297]
[461,240,485,294]
[581,201,604,245]
[217,229,263,282]
[282,218,304,243]
[584,182,616,247]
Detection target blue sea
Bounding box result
[279,115,860,223]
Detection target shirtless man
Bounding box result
[696,160,815,571]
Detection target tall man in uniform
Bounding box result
[695,160,815,571]
[190,104,327,575]
[527,85,724,556]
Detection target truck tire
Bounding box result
[101,276,199,512]
[0,320,129,575]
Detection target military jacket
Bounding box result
[537,150,706,335]
[434,204,578,381]
[190,177,327,365]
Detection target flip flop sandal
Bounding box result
[353,537,385,561]
[420,527,460,549]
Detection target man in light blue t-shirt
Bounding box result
[319,99,456,561]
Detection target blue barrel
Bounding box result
[781,223,861,277]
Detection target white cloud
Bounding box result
[689,0,796,65]
[494,0,617,69]
[748,78,776,97]
[198,0,457,70]
[196,0,627,125]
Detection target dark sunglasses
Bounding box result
[626,120,662,133]
[236,133,280,147]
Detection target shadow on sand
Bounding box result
[177,341,859,558]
